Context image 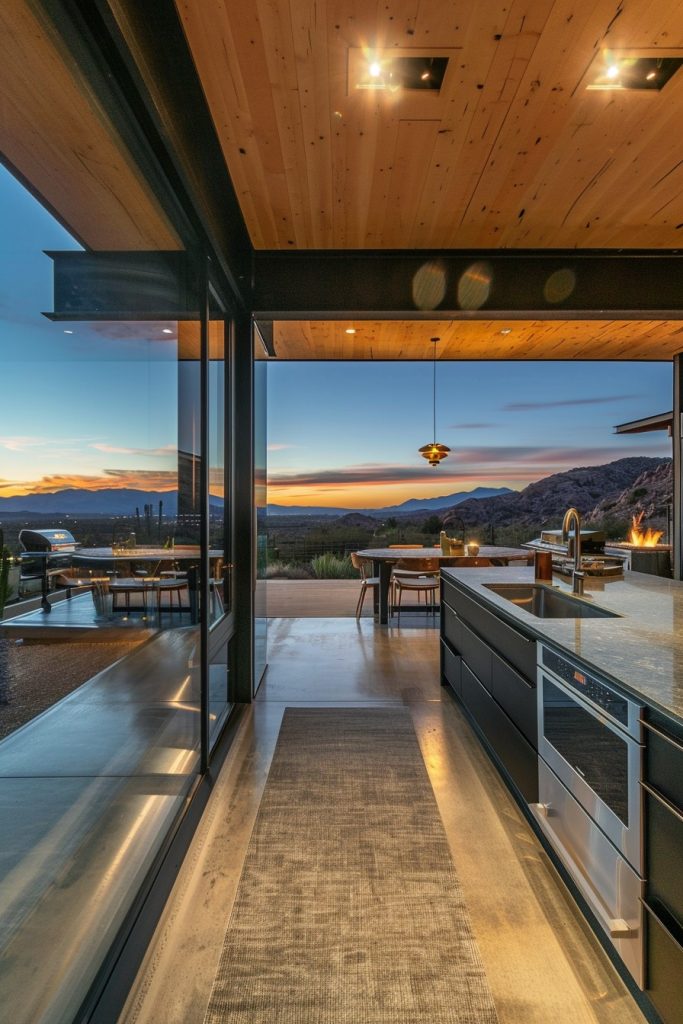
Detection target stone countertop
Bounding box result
[441,565,683,724]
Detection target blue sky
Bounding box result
[267,360,672,506]
[0,161,673,506]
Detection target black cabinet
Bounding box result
[440,575,538,802]
[643,712,683,1024]
[461,663,538,801]
[440,639,461,696]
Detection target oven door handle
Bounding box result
[531,804,633,938]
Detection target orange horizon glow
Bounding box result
[267,477,525,508]
[0,471,178,497]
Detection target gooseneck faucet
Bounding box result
[562,507,585,596]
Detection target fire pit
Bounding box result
[605,514,672,577]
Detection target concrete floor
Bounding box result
[120,617,646,1024]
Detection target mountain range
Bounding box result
[0,488,188,516]
[265,487,513,517]
[439,457,672,531]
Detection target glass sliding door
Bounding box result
[206,281,235,748]
[253,353,268,691]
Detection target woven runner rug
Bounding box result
[205,707,498,1024]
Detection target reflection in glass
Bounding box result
[0,162,202,1020]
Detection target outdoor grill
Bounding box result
[524,529,627,578]
[18,528,80,609]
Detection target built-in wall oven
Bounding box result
[532,644,645,987]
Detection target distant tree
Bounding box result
[422,514,442,535]
[386,517,397,530]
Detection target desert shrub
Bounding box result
[265,561,313,579]
[630,487,648,501]
[310,553,356,579]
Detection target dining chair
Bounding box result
[350,552,380,620]
[391,557,440,623]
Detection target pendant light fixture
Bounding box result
[418,337,450,467]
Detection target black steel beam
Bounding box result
[44,250,200,319]
[252,249,683,319]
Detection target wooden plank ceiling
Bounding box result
[266,319,683,360]
[177,0,683,251]
[0,0,180,250]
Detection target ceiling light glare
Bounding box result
[63,329,73,334]
[646,70,656,81]
[500,328,512,335]
[345,328,356,334]
[162,328,173,334]
[606,64,619,79]
[369,61,381,78]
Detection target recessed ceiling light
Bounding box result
[63,329,73,334]
[587,53,683,91]
[162,328,173,334]
[500,328,512,335]
[345,328,356,334]
[352,51,450,93]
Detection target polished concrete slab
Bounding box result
[0,625,230,1023]
[0,774,190,1024]
[120,618,646,1024]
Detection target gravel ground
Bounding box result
[0,639,145,741]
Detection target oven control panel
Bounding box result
[541,647,629,726]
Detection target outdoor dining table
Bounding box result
[356,546,534,625]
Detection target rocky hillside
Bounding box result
[441,457,671,533]
[584,460,672,528]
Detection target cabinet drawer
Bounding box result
[459,616,492,692]
[441,639,461,696]
[442,578,536,678]
[441,600,462,651]
[461,662,538,802]
[644,902,683,1024]
[491,650,537,747]
[644,785,683,926]
[644,716,683,813]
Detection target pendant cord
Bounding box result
[432,346,436,441]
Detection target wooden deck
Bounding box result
[257,579,373,618]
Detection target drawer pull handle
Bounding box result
[642,719,683,751]
[641,781,683,824]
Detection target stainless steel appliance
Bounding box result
[524,529,626,577]
[532,644,644,986]
[18,528,80,610]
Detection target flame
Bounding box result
[629,511,663,547]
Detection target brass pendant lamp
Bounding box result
[418,337,450,467]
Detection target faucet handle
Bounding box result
[572,569,585,596]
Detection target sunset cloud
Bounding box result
[91,443,177,457]
[503,394,642,412]
[268,445,670,500]
[0,469,178,496]
[267,443,299,452]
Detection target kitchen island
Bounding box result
[440,566,683,1024]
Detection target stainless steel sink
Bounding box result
[482,583,621,619]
